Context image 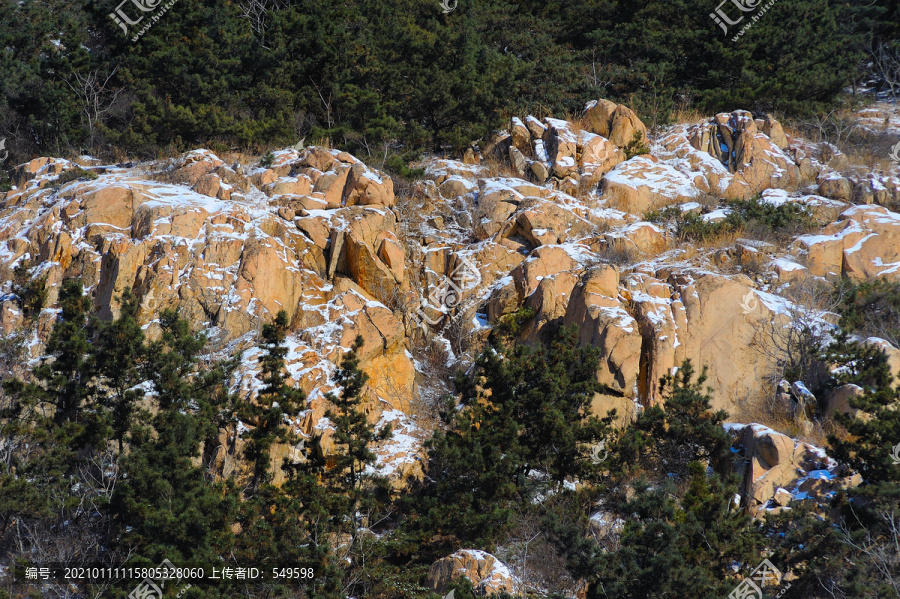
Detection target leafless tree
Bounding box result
[801,109,859,151]
[62,66,124,153]
[310,78,335,129]
[869,41,900,99]
[497,507,577,597]
[236,0,296,49]
[836,505,900,598]
[749,277,840,412]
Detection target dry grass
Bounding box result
[309,136,332,150]
[572,177,600,202]
[734,390,830,447]
[562,110,592,133]
[671,107,707,126]
[695,191,721,210]
[840,138,898,174]
[699,226,745,250]
[597,239,640,265]
[787,110,899,175]
[482,154,519,179]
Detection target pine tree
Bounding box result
[320,336,391,533]
[773,332,900,598]
[614,361,731,481]
[232,311,322,596]
[35,278,95,426]
[112,309,238,578]
[11,261,48,324]
[419,326,610,548]
[822,331,900,486]
[239,310,306,488]
[94,289,145,451]
[587,463,762,599]
[0,279,114,575]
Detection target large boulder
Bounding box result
[343,162,396,207]
[670,274,783,412]
[563,266,642,396]
[686,111,801,199]
[601,156,701,214]
[473,180,525,240]
[796,204,900,281]
[542,118,580,179]
[579,130,625,182]
[727,423,861,514]
[584,99,648,148]
[825,384,865,420]
[427,550,520,597]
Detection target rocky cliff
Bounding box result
[2,100,899,499]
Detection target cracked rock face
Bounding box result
[2,101,898,491]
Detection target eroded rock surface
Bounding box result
[3,101,896,492]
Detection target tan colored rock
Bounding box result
[742,424,795,467]
[579,131,625,181]
[195,173,221,198]
[235,241,302,317]
[512,246,579,301]
[758,114,789,150]
[542,118,579,179]
[363,348,416,414]
[584,100,648,148]
[427,550,519,597]
[509,146,527,178]
[95,238,151,318]
[674,275,780,412]
[734,424,801,504]
[131,203,207,240]
[299,147,336,172]
[174,150,226,187]
[773,487,792,507]
[584,99,619,139]
[524,115,546,139]
[498,197,592,247]
[79,185,140,229]
[687,111,801,199]
[798,204,900,282]
[530,161,549,183]
[483,132,512,162]
[773,259,808,282]
[591,393,635,426]
[11,157,60,188]
[609,105,648,148]
[602,157,699,213]
[473,182,522,240]
[314,165,351,209]
[563,267,644,395]
[439,176,476,199]
[817,173,852,202]
[825,384,864,420]
[376,233,405,283]
[343,163,396,207]
[344,231,400,300]
[486,277,520,322]
[605,222,667,255]
[523,270,580,334]
[796,234,844,279]
[266,175,313,197]
[841,208,900,282]
[510,117,531,153]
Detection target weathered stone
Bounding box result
[427,550,519,597]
